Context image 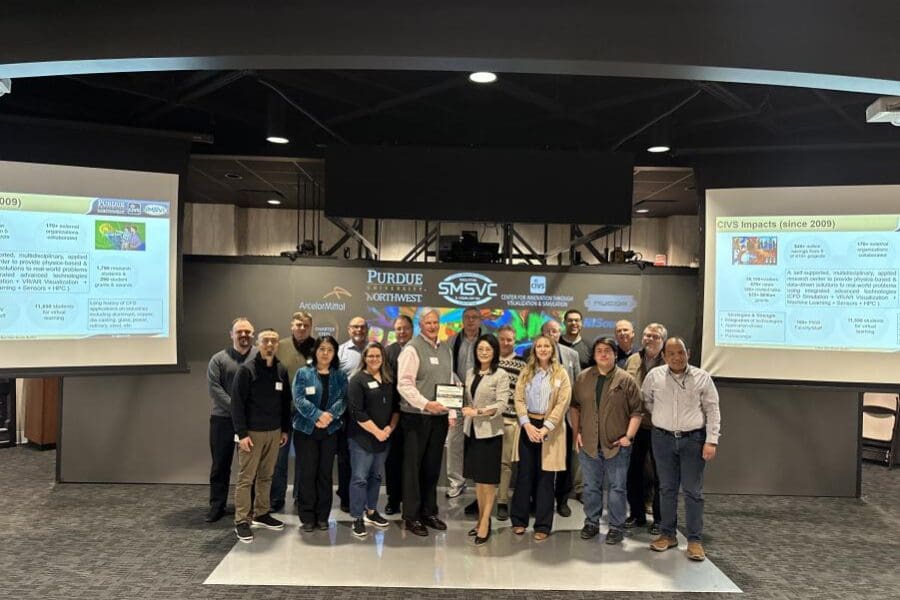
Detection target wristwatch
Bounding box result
[477,408,483,416]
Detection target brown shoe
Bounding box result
[533,531,550,542]
[687,541,706,561]
[512,526,526,535]
[649,535,678,552]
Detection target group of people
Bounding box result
[207,307,721,561]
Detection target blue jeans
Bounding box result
[651,428,706,542]
[348,437,390,519]
[578,446,632,531]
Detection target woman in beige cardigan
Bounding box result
[461,333,510,545]
[510,335,572,541]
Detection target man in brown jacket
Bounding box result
[570,337,643,545]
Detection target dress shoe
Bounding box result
[317,521,330,531]
[467,527,478,537]
[300,522,315,533]
[650,535,678,552]
[384,503,399,516]
[464,500,479,516]
[687,541,706,561]
[512,526,526,535]
[533,531,550,542]
[422,515,447,531]
[474,520,492,546]
[556,502,572,518]
[496,503,509,521]
[205,507,225,523]
[339,503,350,513]
[624,516,647,529]
[404,519,428,537]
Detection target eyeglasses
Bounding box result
[643,333,663,340]
[258,338,279,345]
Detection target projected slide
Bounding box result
[703,185,900,385]
[715,215,899,352]
[0,192,171,339]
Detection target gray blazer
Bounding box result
[557,342,582,387]
[463,368,510,439]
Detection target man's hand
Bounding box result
[574,432,583,450]
[613,435,632,448]
[280,432,289,447]
[424,401,448,415]
[384,425,392,438]
[238,436,253,453]
[702,443,717,461]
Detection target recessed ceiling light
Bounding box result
[224,172,243,180]
[267,199,282,206]
[635,208,650,214]
[647,145,671,153]
[469,71,497,84]
[266,136,290,144]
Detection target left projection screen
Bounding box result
[0,160,179,371]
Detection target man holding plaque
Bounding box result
[397,308,456,537]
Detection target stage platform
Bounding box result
[205,489,741,593]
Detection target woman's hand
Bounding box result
[461,406,477,417]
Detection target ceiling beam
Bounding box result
[326,77,466,126]
[493,78,596,128]
[696,81,781,135]
[812,89,866,132]
[137,70,251,122]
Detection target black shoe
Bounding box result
[496,503,509,521]
[364,510,389,529]
[474,520,492,546]
[252,513,285,530]
[422,515,447,531]
[405,519,428,536]
[384,503,399,516]
[574,492,583,504]
[467,527,478,536]
[205,506,225,523]
[605,528,625,545]
[352,518,367,538]
[235,522,253,543]
[580,523,600,540]
[300,521,315,533]
[340,503,350,513]
[648,522,661,536]
[556,502,572,518]
[317,521,330,531]
[625,516,647,529]
[464,500,479,516]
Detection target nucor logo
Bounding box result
[438,272,498,306]
[143,203,168,217]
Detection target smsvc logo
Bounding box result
[530,275,546,294]
[438,272,498,306]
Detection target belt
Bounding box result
[527,412,546,420]
[654,427,703,438]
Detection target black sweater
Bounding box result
[231,354,292,439]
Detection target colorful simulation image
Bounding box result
[731,236,777,265]
[95,221,146,251]
[365,305,560,354]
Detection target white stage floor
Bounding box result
[205,489,741,593]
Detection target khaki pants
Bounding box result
[234,429,282,524]
[497,417,518,504]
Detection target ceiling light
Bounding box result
[267,198,282,206]
[635,208,650,214]
[646,145,670,153]
[224,172,243,180]
[266,93,289,144]
[469,71,497,84]
[647,119,672,154]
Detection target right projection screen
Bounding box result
[702,185,900,385]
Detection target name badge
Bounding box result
[305,386,316,395]
[367,380,379,389]
[429,357,440,365]
[275,382,284,391]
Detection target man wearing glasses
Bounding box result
[624,323,667,535]
[205,317,257,523]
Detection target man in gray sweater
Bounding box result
[205,317,256,523]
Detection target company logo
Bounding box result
[143,203,168,217]
[366,269,424,286]
[530,275,546,294]
[323,286,352,300]
[438,272,498,306]
[126,202,142,216]
[584,294,637,313]
[365,269,426,304]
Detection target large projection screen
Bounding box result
[702,185,900,384]
[0,160,179,371]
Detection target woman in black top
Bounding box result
[347,342,399,538]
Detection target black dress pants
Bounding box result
[627,426,661,523]
[384,420,404,507]
[294,429,338,525]
[554,422,575,505]
[401,413,448,521]
[209,415,236,510]
[511,418,556,534]
[336,421,351,506]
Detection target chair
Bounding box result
[861,393,899,468]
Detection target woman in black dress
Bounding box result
[461,333,509,545]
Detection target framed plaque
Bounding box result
[435,383,463,409]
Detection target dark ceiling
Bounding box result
[1,69,896,217]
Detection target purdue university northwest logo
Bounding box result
[438,272,498,307]
[323,286,352,300]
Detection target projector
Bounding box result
[0,78,11,97]
[865,96,900,126]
